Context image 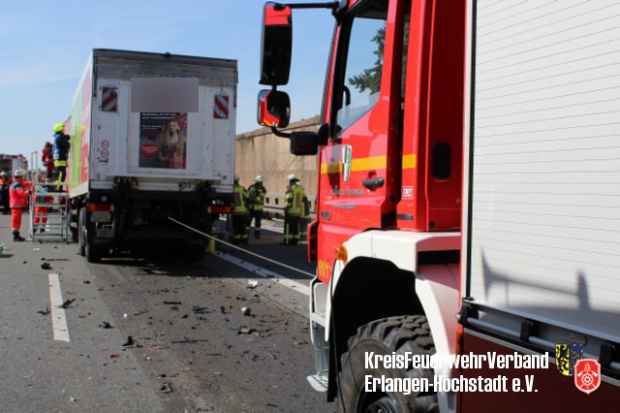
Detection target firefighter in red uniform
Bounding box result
[42,142,54,180]
[9,169,30,242]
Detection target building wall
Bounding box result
[235,116,319,211]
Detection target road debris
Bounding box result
[192,305,209,315]
[160,382,174,393]
[238,327,255,335]
[36,308,50,316]
[241,307,251,316]
[110,353,120,359]
[59,298,76,309]
[41,262,52,270]
[99,321,113,329]
[163,301,182,305]
[83,280,91,284]
[121,336,135,347]
[247,280,258,289]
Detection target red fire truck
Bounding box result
[257,1,620,412]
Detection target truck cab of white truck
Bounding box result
[66,49,237,261]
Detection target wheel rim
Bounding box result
[357,391,400,413]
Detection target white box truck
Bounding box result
[65,49,237,262]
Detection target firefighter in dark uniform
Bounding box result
[247,175,267,239]
[231,177,249,244]
[300,193,311,240]
[0,171,10,215]
[52,122,70,190]
[283,175,305,245]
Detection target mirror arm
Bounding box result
[279,2,339,11]
[271,126,292,139]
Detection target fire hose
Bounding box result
[168,216,315,278]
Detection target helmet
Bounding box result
[254,175,263,183]
[14,169,26,178]
[0,171,6,177]
[288,174,297,182]
[53,122,65,133]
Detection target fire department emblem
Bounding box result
[555,343,583,376]
[574,359,601,394]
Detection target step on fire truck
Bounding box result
[256,1,620,412]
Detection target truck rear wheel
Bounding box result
[78,208,86,257]
[337,315,438,413]
[79,207,102,263]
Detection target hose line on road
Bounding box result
[168,217,315,278]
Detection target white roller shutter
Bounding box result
[469,0,620,342]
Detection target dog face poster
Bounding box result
[139,112,187,169]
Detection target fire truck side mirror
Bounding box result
[260,2,293,86]
[257,89,291,128]
[289,132,319,156]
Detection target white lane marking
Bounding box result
[48,273,70,342]
[215,251,311,297]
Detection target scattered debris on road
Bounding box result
[83,280,91,284]
[59,298,76,309]
[121,336,135,347]
[160,382,174,393]
[41,262,52,270]
[163,301,182,305]
[36,308,50,316]
[238,327,255,335]
[247,280,258,289]
[192,305,209,315]
[110,353,120,359]
[241,306,251,316]
[99,321,113,329]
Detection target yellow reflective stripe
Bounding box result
[320,162,341,175]
[351,155,386,171]
[320,154,417,175]
[402,154,417,169]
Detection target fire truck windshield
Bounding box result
[335,0,388,132]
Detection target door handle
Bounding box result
[362,177,384,191]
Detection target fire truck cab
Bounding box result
[259,1,464,411]
[258,0,620,412]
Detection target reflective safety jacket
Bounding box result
[233,183,248,215]
[248,183,266,211]
[9,180,29,209]
[285,183,305,217]
[53,132,71,161]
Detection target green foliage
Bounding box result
[348,27,385,94]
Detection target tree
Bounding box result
[348,27,385,94]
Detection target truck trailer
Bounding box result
[0,154,28,177]
[256,0,620,412]
[66,49,237,262]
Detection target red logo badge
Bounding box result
[574,359,601,394]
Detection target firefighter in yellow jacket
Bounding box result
[283,175,305,245]
[247,176,267,239]
[231,177,249,244]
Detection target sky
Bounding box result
[0,1,334,159]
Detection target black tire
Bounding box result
[337,315,438,413]
[78,208,86,257]
[85,240,101,263]
[79,208,101,263]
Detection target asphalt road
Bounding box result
[0,213,328,413]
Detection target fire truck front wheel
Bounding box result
[337,315,438,413]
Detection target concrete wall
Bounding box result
[235,116,319,211]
